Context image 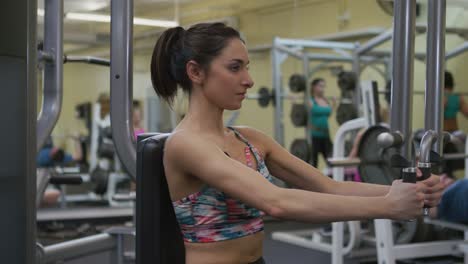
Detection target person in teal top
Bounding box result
[444,71,468,132]
[306,78,334,167]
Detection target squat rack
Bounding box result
[270,37,388,147]
[269,16,468,148]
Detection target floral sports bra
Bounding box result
[172,127,274,243]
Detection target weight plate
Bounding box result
[357,125,400,185]
[258,87,271,108]
[91,167,110,195]
[337,71,356,92]
[290,139,310,162]
[289,74,306,93]
[336,103,358,125]
[290,104,307,127]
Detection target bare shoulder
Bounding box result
[230,126,276,156]
[165,130,220,153]
[164,130,221,171]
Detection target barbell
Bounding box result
[247,88,353,127]
[246,86,303,107]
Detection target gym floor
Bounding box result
[263,221,340,264]
[263,221,463,264]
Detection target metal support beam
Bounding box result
[276,37,356,50]
[352,43,362,108]
[367,49,426,61]
[356,29,393,55]
[425,0,446,154]
[64,55,110,66]
[393,241,462,259]
[390,0,417,160]
[312,27,386,41]
[275,44,304,60]
[0,1,37,263]
[37,0,63,150]
[416,23,468,39]
[445,41,468,60]
[306,52,386,64]
[272,38,284,146]
[302,57,311,145]
[43,234,117,263]
[308,53,352,62]
[110,0,137,179]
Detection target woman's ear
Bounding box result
[186,60,205,86]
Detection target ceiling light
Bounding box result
[66,12,111,23]
[133,17,178,27]
[37,9,178,28]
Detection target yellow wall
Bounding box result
[237,0,391,168]
[51,62,150,152]
[53,0,468,169]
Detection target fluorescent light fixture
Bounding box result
[66,12,111,23]
[134,18,179,28]
[37,9,178,28]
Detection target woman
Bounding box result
[306,78,334,167]
[151,23,444,264]
[132,100,145,139]
[444,71,468,132]
[443,71,468,177]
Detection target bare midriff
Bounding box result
[184,231,264,264]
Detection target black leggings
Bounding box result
[310,136,332,167]
[249,257,266,264]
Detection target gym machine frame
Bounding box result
[375,1,467,264]
[34,0,138,263]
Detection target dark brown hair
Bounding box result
[445,71,454,90]
[310,78,325,96]
[150,23,242,105]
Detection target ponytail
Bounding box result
[150,27,187,105]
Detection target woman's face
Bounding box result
[312,80,326,96]
[199,38,254,110]
[133,108,142,126]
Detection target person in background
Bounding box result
[37,135,83,207]
[306,78,334,167]
[37,135,83,167]
[444,71,468,132]
[133,100,146,139]
[440,71,468,177]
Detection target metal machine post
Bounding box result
[425,0,446,154]
[389,0,417,160]
[0,1,37,263]
[272,38,285,146]
[376,1,417,264]
[37,0,63,150]
[110,0,137,179]
[302,56,311,145]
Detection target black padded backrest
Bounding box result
[136,133,185,264]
